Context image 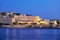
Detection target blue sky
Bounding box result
[0,0,60,19]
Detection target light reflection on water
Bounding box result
[6,28,9,40]
[0,28,60,40]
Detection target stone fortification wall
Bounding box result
[0,17,12,25]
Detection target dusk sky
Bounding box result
[0,0,60,19]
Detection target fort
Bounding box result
[0,12,60,28]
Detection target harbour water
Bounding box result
[0,28,60,40]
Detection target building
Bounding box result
[13,15,41,25]
[0,12,58,28]
[0,12,43,28]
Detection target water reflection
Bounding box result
[6,28,9,40]
[0,28,60,40]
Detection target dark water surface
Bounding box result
[0,28,60,40]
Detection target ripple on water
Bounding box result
[0,28,60,40]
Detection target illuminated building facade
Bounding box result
[0,12,58,28]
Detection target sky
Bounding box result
[0,0,60,19]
